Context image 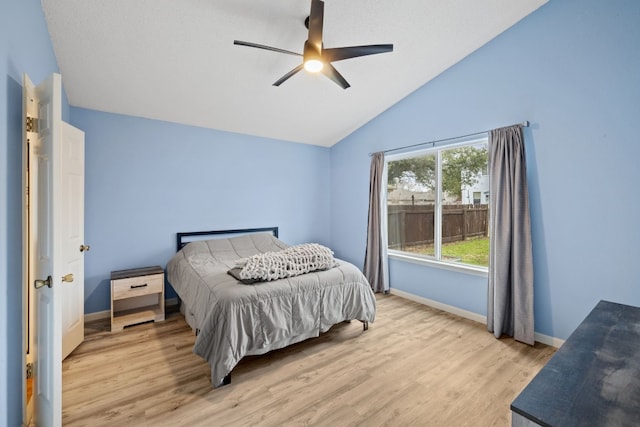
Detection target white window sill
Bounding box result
[388,250,489,278]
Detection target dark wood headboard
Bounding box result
[176,227,279,252]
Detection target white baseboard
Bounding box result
[534,332,564,348]
[84,309,110,322]
[389,288,487,324]
[389,288,564,348]
[84,297,179,322]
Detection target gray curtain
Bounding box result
[487,125,534,345]
[363,152,389,293]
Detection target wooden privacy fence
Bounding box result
[388,204,488,250]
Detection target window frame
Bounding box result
[385,135,490,277]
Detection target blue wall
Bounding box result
[330,0,640,340]
[69,108,331,314]
[0,1,67,425]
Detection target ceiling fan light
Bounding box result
[304,59,323,73]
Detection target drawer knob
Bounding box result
[130,283,148,289]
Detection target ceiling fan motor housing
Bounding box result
[303,40,322,62]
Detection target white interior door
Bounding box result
[61,122,85,360]
[23,73,36,426]
[25,72,64,427]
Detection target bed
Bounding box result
[166,227,376,387]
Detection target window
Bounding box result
[473,192,481,204]
[386,137,489,271]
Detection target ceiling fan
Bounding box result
[233,0,393,89]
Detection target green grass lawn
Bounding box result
[442,237,489,267]
[403,237,489,267]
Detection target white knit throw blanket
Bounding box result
[238,243,335,282]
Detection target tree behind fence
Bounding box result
[388,204,488,250]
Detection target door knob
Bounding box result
[80,244,91,252]
[34,276,52,289]
[62,273,74,283]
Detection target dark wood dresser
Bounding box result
[511,300,640,426]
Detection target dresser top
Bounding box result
[511,300,640,427]
[111,265,163,280]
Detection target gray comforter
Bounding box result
[166,232,376,387]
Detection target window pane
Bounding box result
[387,154,436,257]
[473,192,481,204]
[441,143,489,267]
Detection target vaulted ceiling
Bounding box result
[42,0,547,147]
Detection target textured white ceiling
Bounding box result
[41,0,547,147]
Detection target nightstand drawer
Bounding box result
[112,273,163,300]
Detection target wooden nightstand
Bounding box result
[110,266,165,332]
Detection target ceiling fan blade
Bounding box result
[322,44,394,62]
[273,64,305,86]
[321,63,350,89]
[234,40,302,57]
[307,0,324,51]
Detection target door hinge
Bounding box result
[26,116,38,133]
[26,362,34,380]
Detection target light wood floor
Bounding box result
[62,294,555,426]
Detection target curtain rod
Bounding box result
[369,121,530,157]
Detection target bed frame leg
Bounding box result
[362,321,369,331]
[222,374,231,386]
